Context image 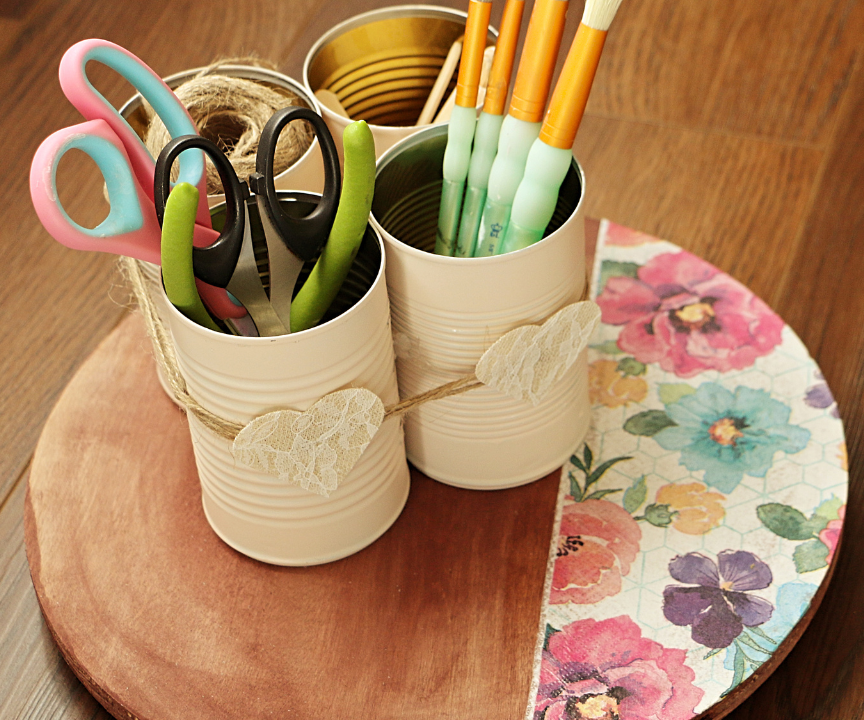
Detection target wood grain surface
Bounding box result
[2,0,863,718]
[24,313,558,720]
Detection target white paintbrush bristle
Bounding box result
[582,0,624,31]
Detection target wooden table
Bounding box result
[2,0,863,717]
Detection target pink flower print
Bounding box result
[605,221,658,247]
[551,500,641,605]
[597,251,784,378]
[819,505,845,564]
[535,616,704,720]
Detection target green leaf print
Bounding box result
[599,260,640,293]
[757,503,817,541]
[793,539,830,573]
[657,382,697,406]
[623,475,648,514]
[624,410,677,436]
[543,623,558,650]
[583,445,593,472]
[584,456,632,492]
[640,503,676,528]
[590,340,624,355]
[812,496,844,524]
[568,444,632,502]
[617,357,647,377]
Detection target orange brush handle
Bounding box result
[483,0,525,116]
[539,23,606,148]
[509,0,569,123]
[456,0,493,108]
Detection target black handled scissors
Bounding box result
[154,106,341,336]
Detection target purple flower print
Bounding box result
[804,376,840,419]
[663,550,774,649]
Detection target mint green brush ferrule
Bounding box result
[499,139,572,254]
[161,182,221,333]
[473,114,541,256]
[435,105,476,256]
[455,111,504,257]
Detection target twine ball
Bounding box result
[145,64,314,193]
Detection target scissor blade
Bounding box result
[226,204,288,337]
[258,203,304,333]
[224,314,260,337]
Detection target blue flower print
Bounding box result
[653,383,810,494]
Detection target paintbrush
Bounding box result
[473,0,570,257]
[434,0,493,256]
[433,44,495,124]
[453,0,526,257]
[500,0,624,253]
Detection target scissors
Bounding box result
[28,39,243,320]
[154,106,342,336]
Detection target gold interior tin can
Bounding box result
[370,125,588,488]
[303,5,498,158]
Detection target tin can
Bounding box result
[122,66,328,398]
[303,5,498,160]
[163,192,410,565]
[371,125,589,489]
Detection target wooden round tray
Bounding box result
[24,221,846,719]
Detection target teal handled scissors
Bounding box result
[154,106,342,336]
[28,38,244,321]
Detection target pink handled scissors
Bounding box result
[58,38,213,231]
[29,39,244,320]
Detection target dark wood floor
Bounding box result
[2,0,864,718]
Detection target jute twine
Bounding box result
[122,257,488,441]
[122,258,589,442]
[144,58,314,194]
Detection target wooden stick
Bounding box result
[417,38,463,126]
[315,89,350,118]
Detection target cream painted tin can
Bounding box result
[123,66,328,397]
[162,194,410,565]
[371,126,589,489]
[303,5,497,160]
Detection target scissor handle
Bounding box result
[58,39,211,228]
[30,118,162,264]
[249,106,341,262]
[155,135,247,288]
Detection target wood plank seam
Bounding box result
[0,461,28,518]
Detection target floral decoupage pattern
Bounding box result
[528,221,848,719]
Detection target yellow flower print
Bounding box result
[589,359,648,409]
[656,482,725,535]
